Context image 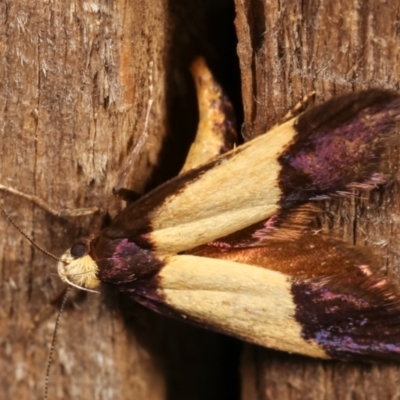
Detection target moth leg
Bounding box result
[111,187,142,203]
[180,57,237,173]
[272,91,316,128]
[0,184,100,217]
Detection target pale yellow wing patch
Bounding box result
[157,255,328,358]
[151,119,297,255]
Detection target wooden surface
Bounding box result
[3,1,400,399]
[0,1,168,399]
[235,1,400,399]
[0,1,241,400]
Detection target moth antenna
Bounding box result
[0,184,99,217]
[1,208,65,263]
[113,60,154,193]
[44,287,70,400]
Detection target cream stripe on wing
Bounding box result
[150,119,297,255]
[157,255,329,358]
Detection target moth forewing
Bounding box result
[153,255,329,359]
[101,90,400,262]
[108,118,298,256]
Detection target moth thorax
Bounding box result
[57,249,100,290]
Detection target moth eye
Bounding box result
[71,242,87,258]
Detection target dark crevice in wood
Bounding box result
[146,0,243,192]
[246,0,266,53]
[129,1,244,400]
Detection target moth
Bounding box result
[53,80,400,363]
[3,59,400,365]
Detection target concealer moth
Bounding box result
[58,61,400,363]
[4,58,400,372]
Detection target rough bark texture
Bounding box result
[0,1,168,399]
[235,1,400,399]
[4,1,400,399]
[0,1,242,400]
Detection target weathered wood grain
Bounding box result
[235,1,400,399]
[0,1,168,399]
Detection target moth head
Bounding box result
[58,240,100,292]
